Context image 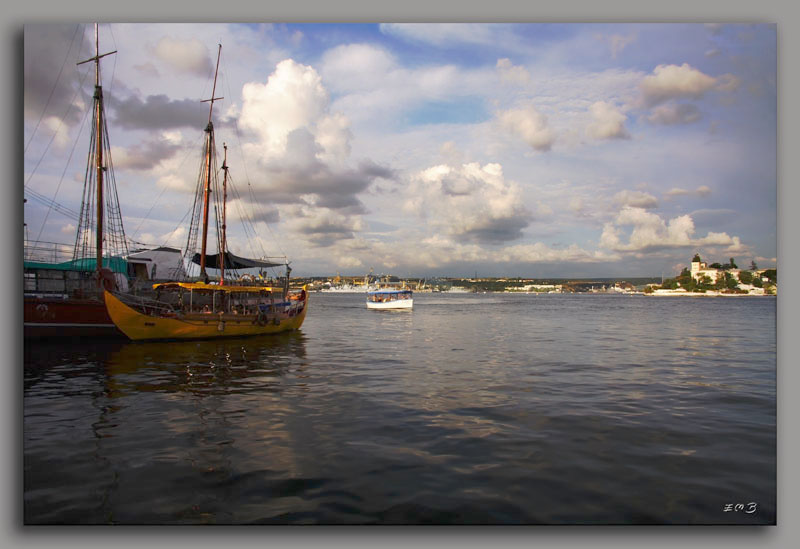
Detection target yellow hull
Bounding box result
[104,290,308,341]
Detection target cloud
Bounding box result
[640,63,718,107]
[379,23,496,47]
[133,62,160,78]
[290,209,365,247]
[599,206,742,253]
[609,33,636,58]
[320,45,483,129]
[647,103,702,125]
[496,242,618,264]
[152,36,213,77]
[320,44,397,93]
[24,24,90,129]
[41,116,74,149]
[112,132,185,171]
[142,226,187,249]
[240,59,337,160]
[595,33,637,59]
[496,58,530,86]
[233,57,395,243]
[614,190,658,209]
[665,186,712,198]
[112,94,209,130]
[497,104,556,152]
[405,162,531,244]
[715,73,742,93]
[586,101,630,140]
[346,234,617,273]
[225,197,280,226]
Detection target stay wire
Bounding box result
[24,23,83,155]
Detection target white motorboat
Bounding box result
[366,289,413,309]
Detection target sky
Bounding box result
[23,22,777,279]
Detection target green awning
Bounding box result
[24,256,128,274]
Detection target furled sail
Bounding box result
[190,251,283,270]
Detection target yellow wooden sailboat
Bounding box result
[104,44,308,341]
[104,282,307,341]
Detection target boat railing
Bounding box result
[24,269,100,296]
[112,290,178,316]
[24,240,76,264]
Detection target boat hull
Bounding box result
[24,294,124,338]
[104,290,308,341]
[366,299,413,310]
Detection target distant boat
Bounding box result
[320,283,364,293]
[366,289,413,309]
[104,44,308,341]
[24,24,129,338]
[446,286,470,293]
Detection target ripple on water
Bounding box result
[24,293,776,524]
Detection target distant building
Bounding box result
[690,258,741,284]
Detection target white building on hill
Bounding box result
[690,259,741,283]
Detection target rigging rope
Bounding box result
[24,186,79,221]
[24,24,83,155]
[129,131,204,242]
[31,103,91,243]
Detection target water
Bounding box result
[23,292,776,524]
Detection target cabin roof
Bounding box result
[152,281,278,293]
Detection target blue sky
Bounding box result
[23,23,777,278]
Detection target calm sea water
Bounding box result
[23,292,776,524]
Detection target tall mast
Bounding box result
[77,23,116,275]
[198,44,223,282]
[220,143,228,285]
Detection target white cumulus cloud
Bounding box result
[497,104,556,152]
[599,206,742,253]
[240,59,336,161]
[586,101,630,140]
[640,63,718,107]
[405,161,531,244]
[614,190,658,209]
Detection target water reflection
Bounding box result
[24,293,776,524]
[102,332,309,395]
[76,333,313,523]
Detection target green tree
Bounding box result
[729,257,738,269]
[696,274,714,291]
[724,272,739,290]
[763,269,777,283]
[661,278,679,290]
[753,277,763,288]
[739,270,753,285]
[710,262,722,269]
[750,260,758,271]
[677,268,697,291]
